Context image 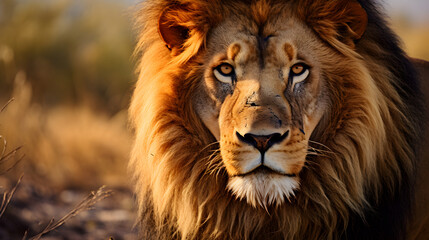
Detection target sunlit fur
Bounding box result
[227,174,299,209]
[129,0,422,239]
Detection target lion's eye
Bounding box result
[292,64,305,75]
[214,63,236,84]
[290,63,310,84]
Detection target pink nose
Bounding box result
[236,131,289,153]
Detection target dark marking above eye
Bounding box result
[257,36,266,68]
[264,34,274,42]
[256,30,275,69]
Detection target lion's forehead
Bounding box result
[208,17,317,68]
[225,39,295,68]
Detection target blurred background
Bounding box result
[0,0,137,190]
[0,0,139,238]
[0,0,427,238]
[387,0,429,59]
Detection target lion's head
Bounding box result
[130,0,422,239]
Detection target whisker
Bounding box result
[308,140,334,153]
[307,146,333,157]
[293,141,335,157]
[198,141,220,155]
[303,156,323,171]
[204,149,223,175]
[205,154,226,180]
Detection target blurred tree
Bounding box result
[0,0,135,113]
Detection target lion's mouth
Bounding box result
[234,165,297,178]
[227,165,300,207]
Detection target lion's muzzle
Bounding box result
[235,131,289,154]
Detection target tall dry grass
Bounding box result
[0,71,131,190]
[26,186,112,240]
[0,99,23,221]
[0,90,127,238]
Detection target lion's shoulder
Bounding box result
[412,58,429,85]
[410,58,429,238]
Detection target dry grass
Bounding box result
[27,186,112,240]
[0,87,127,238]
[0,175,22,219]
[0,71,131,190]
[0,98,24,175]
[0,99,14,113]
[0,98,24,220]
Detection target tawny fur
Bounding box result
[129,0,423,239]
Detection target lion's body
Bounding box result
[130,0,428,239]
[409,59,429,240]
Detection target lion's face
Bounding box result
[194,15,329,207]
[132,1,420,238]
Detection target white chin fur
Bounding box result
[227,173,300,209]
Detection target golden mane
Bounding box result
[129,0,423,239]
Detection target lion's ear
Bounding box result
[341,1,368,40]
[158,5,191,55]
[300,0,368,47]
[158,4,209,62]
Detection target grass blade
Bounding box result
[29,186,112,240]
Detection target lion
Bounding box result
[129,0,429,239]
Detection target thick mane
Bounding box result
[129,0,423,239]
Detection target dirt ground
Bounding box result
[0,175,138,240]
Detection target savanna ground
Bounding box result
[0,0,428,239]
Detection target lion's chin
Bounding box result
[227,172,300,209]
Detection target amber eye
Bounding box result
[291,64,305,75]
[290,63,310,85]
[217,63,234,76]
[214,63,236,84]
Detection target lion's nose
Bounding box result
[236,131,289,153]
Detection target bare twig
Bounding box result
[0,145,23,163]
[1,99,23,169]
[0,174,23,218]
[0,135,23,175]
[0,98,23,219]
[0,136,6,159]
[0,112,24,174]
[0,98,14,113]
[28,186,112,240]
[2,153,25,174]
